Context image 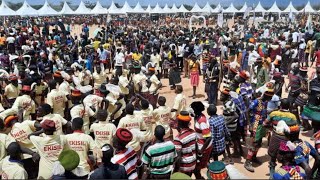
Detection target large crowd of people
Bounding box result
[0,13,320,180]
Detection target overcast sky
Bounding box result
[9,0,320,9]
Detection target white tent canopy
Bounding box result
[130,2,145,13]
[37,0,58,16]
[16,0,38,16]
[283,1,298,13]
[151,3,163,14]
[223,3,239,13]
[170,4,179,13]
[108,1,125,14]
[254,2,266,13]
[212,3,222,13]
[239,2,248,13]
[91,0,107,14]
[0,1,15,16]
[202,2,214,13]
[267,2,282,13]
[145,4,152,14]
[121,1,133,14]
[300,1,316,13]
[162,4,173,14]
[74,1,91,15]
[59,1,74,15]
[177,4,189,13]
[190,2,203,13]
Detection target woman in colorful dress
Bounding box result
[189,54,200,99]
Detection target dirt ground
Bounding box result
[69,23,316,179]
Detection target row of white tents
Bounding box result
[0,0,320,16]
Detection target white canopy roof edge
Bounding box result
[254,1,266,13]
[0,1,16,16]
[121,1,133,13]
[170,3,179,13]
[162,4,172,14]
[130,2,146,13]
[37,0,58,16]
[74,0,92,15]
[59,1,74,15]
[177,4,189,13]
[145,4,152,14]
[108,1,126,14]
[91,0,107,14]
[151,3,163,14]
[223,3,239,13]
[190,2,203,13]
[202,2,214,13]
[239,2,248,13]
[299,1,316,13]
[16,0,38,16]
[212,3,222,13]
[267,1,281,13]
[283,1,298,13]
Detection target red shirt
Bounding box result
[315,50,320,66]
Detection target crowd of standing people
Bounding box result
[0,14,320,179]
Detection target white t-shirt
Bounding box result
[65,132,97,176]
[30,135,66,179]
[1,156,27,179]
[114,52,125,66]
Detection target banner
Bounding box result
[217,13,223,28]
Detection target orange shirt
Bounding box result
[0,37,6,45]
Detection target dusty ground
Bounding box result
[69,23,316,179]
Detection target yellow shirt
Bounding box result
[70,104,95,134]
[134,105,154,142]
[0,37,6,46]
[41,114,68,135]
[92,41,101,50]
[149,74,161,93]
[30,135,66,179]
[132,53,142,61]
[0,134,15,174]
[9,120,36,151]
[153,106,171,138]
[12,95,36,120]
[1,156,28,179]
[118,114,146,151]
[65,132,97,176]
[4,84,19,100]
[46,89,67,117]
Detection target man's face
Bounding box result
[96,66,101,74]
[37,106,44,118]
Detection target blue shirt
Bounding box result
[294,141,318,165]
[208,115,230,153]
[231,95,247,126]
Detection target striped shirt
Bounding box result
[267,110,297,134]
[173,128,197,173]
[194,114,212,151]
[141,141,177,175]
[111,147,138,180]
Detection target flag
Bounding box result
[289,8,293,20]
[305,13,313,34]
[217,13,223,28]
[244,7,252,19]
